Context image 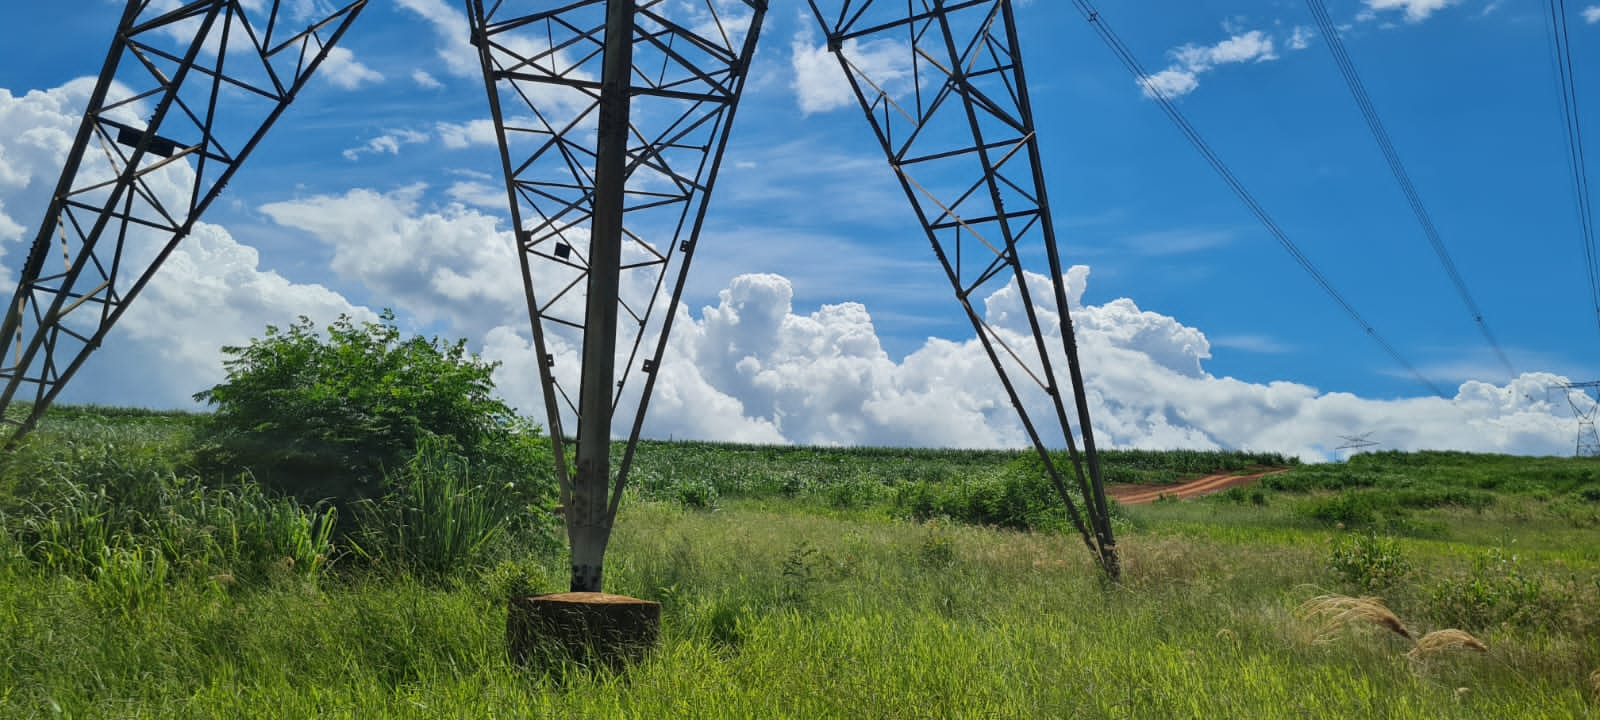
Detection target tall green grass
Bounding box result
[0,409,536,594]
[7,472,337,590]
[1,502,1595,718]
[1,408,1597,717]
[348,437,517,577]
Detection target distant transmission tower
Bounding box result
[1335,432,1379,459]
[1551,382,1600,457]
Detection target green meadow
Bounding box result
[1,408,1597,718]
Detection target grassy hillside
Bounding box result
[0,407,1597,718]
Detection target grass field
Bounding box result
[1,408,1598,718]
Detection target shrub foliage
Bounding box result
[191,311,542,509]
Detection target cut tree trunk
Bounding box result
[507,592,660,670]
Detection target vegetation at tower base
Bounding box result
[2,409,1600,716]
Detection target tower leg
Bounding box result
[810,0,1118,578]
[466,0,767,593]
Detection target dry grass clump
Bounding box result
[1296,594,1413,642]
[1297,595,1499,686]
[1113,537,1229,591]
[1406,629,1488,661]
[1590,668,1600,702]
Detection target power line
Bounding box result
[1544,0,1600,336]
[1069,0,1449,399]
[1304,0,1515,378]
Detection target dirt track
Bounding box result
[1105,468,1289,505]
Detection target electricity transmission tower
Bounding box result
[1551,382,1600,457]
[1335,432,1379,459]
[0,0,1119,585]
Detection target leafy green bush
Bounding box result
[820,473,888,509]
[1548,496,1600,527]
[1213,486,1268,505]
[672,477,721,511]
[1295,493,1381,526]
[1295,486,1494,528]
[779,541,821,607]
[1328,532,1411,589]
[1426,546,1567,630]
[191,311,554,516]
[1262,468,1383,493]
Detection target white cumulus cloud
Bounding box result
[1138,28,1291,100]
[318,46,385,90]
[245,181,1582,460]
[1139,70,1201,101]
[395,0,480,77]
[434,119,499,149]
[259,185,523,336]
[0,79,1580,460]
[412,69,443,89]
[789,27,913,114]
[477,264,1580,459]
[342,128,430,160]
[1363,0,1461,22]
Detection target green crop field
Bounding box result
[2,408,1598,718]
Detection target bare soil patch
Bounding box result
[1106,468,1289,505]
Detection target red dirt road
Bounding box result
[1105,468,1289,505]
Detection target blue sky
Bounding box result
[0,0,1596,457]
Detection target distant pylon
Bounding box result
[1334,432,1379,459]
[1579,424,1600,458]
[1550,382,1600,457]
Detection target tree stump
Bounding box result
[507,592,660,670]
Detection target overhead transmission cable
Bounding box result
[1304,0,1515,377]
[1544,0,1600,335]
[1068,0,1449,399]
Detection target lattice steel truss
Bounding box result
[0,0,368,442]
[1,0,1115,582]
[1553,381,1600,457]
[809,0,1118,576]
[466,0,767,589]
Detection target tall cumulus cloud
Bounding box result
[0,79,1584,460]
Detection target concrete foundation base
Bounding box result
[507,592,661,670]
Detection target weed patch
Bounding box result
[1425,545,1572,630]
[1328,532,1412,590]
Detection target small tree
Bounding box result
[192,311,549,515]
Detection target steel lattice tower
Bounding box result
[1553,382,1600,457]
[1335,432,1379,460]
[0,0,1118,581]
